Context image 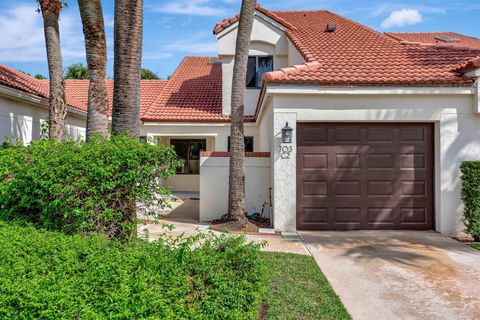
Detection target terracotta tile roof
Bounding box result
[267,10,480,85]
[0,64,86,111]
[215,7,480,86]
[63,79,167,116]
[142,56,232,122]
[213,4,295,34]
[453,57,480,73]
[385,32,480,49]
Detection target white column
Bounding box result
[272,112,297,231]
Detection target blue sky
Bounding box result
[1,0,479,79]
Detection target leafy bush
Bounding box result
[0,135,179,238]
[0,222,267,319]
[460,161,480,241]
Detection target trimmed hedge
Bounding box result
[0,222,267,319]
[0,135,179,238]
[460,161,480,241]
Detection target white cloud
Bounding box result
[381,9,423,29]
[152,0,226,16]
[0,4,85,62]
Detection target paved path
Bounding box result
[299,230,480,320]
[139,199,310,255]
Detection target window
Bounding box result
[246,56,273,88]
[170,139,206,174]
[227,136,254,152]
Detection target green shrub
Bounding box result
[0,222,267,319]
[460,161,480,241]
[0,135,180,238]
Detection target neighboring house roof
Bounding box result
[0,64,86,111]
[215,6,480,86]
[385,32,480,49]
[142,56,233,122]
[63,79,168,116]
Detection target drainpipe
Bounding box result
[474,79,480,114]
[465,69,480,113]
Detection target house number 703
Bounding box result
[279,145,293,159]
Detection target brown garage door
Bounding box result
[297,123,434,230]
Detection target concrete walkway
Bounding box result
[139,199,310,255]
[299,230,480,320]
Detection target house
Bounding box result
[1,5,480,236]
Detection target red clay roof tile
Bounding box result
[142,56,230,122]
[0,64,87,111]
[385,32,480,49]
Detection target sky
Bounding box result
[1,0,479,79]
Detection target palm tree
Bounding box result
[38,0,67,141]
[64,63,88,79]
[111,0,143,136]
[141,68,160,80]
[228,0,257,227]
[77,0,109,140]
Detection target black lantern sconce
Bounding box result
[281,122,293,144]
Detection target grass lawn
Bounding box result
[471,243,480,250]
[261,252,350,320]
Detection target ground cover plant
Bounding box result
[0,222,267,319]
[0,135,179,238]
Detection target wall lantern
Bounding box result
[281,122,293,144]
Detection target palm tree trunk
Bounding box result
[78,0,109,140]
[39,0,66,141]
[228,0,257,226]
[112,0,143,137]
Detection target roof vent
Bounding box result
[326,23,336,32]
[434,35,460,43]
[208,57,222,65]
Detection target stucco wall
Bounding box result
[218,12,289,116]
[0,95,86,144]
[143,123,261,152]
[199,155,271,222]
[164,175,200,192]
[269,90,479,236]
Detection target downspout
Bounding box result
[464,69,480,113]
[474,79,480,114]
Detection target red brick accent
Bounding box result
[200,151,270,158]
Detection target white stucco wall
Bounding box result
[199,155,271,222]
[287,40,305,66]
[268,88,479,236]
[143,123,261,152]
[0,94,86,144]
[217,11,289,116]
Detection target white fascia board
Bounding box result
[266,85,475,95]
[147,133,219,137]
[0,85,48,106]
[0,84,87,118]
[216,9,286,40]
[142,122,257,127]
[255,11,287,32]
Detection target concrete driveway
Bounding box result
[299,231,480,320]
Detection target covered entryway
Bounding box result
[296,123,434,230]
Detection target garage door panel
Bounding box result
[297,123,434,230]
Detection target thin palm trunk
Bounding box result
[78,0,109,140]
[228,0,257,225]
[112,0,143,137]
[39,0,66,141]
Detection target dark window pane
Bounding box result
[170,139,206,174]
[257,56,273,88]
[246,56,257,88]
[228,136,254,152]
